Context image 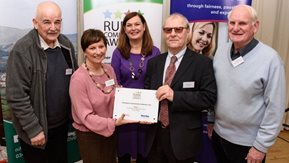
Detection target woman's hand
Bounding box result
[115,114,139,126]
[139,121,155,125]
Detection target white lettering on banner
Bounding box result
[187,4,204,9]
[13,135,19,143]
[186,3,234,16]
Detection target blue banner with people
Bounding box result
[170,0,252,22]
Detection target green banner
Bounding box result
[83,0,163,13]
[3,121,24,163]
[67,125,81,163]
[1,86,80,162]
[3,121,80,163]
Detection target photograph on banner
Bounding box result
[83,0,163,63]
[188,21,218,58]
[0,0,79,162]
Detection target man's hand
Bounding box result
[156,85,174,101]
[30,131,46,146]
[245,147,265,163]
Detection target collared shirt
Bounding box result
[163,47,186,83]
[231,38,259,60]
[39,35,61,50]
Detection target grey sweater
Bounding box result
[213,41,285,153]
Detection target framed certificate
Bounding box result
[113,87,159,122]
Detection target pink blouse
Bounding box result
[69,64,118,137]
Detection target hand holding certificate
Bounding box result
[113,88,159,123]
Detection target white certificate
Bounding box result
[113,88,159,123]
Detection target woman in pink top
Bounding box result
[69,29,135,163]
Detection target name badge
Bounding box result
[231,56,244,67]
[105,79,115,87]
[183,81,195,88]
[65,69,72,75]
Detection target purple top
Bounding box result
[111,46,160,158]
[111,46,160,88]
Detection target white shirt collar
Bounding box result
[168,47,187,61]
[39,35,60,50]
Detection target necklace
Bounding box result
[84,62,115,94]
[128,54,145,80]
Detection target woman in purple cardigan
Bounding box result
[111,12,160,163]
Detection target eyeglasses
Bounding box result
[163,26,188,34]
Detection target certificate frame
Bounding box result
[113,87,159,122]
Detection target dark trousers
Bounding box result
[19,123,68,163]
[76,130,116,163]
[148,123,196,163]
[212,130,266,163]
[118,153,147,163]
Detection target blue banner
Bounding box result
[170,0,252,22]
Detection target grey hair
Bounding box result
[227,4,258,23]
[164,12,190,28]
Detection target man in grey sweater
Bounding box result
[212,4,285,163]
[6,1,77,163]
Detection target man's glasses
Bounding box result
[163,26,188,34]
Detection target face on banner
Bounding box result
[188,22,218,57]
[191,22,213,52]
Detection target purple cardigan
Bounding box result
[111,46,160,88]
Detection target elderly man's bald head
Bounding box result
[33,1,62,47]
[35,1,62,20]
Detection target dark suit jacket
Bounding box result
[144,48,217,160]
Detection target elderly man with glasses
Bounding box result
[144,13,217,163]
